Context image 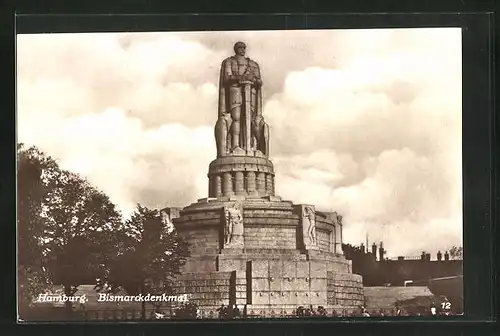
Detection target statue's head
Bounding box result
[233,41,246,56]
[304,206,314,217]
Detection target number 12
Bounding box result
[441,302,451,309]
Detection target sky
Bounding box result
[16,28,462,257]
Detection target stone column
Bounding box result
[215,175,222,197]
[334,224,342,255]
[333,224,338,254]
[332,223,338,253]
[340,223,343,245]
[265,173,273,195]
[256,172,266,194]
[208,176,214,197]
[246,171,256,195]
[234,171,245,196]
[270,174,275,195]
[329,229,335,253]
[223,172,233,196]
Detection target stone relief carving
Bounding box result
[335,213,343,254]
[223,202,244,248]
[304,206,317,246]
[160,208,177,233]
[299,205,318,250]
[337,214,343,226]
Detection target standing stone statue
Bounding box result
[215,41,270,157]
[223,202,244,248]
[304,206,317,246]
[297,205,318,250]
[160,210,175,233]
[160,207,180,233]
[336,213,343,254]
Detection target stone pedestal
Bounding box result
[208,156,275,198]
[171,197,364,317]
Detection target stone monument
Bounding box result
[168,41,364,318]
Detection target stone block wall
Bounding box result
[316,229,330,253]
[172,271,247,307]
[326,258,351,273]
[326,272,364,306]
[244,227,296,249]
[174,198,344,256]
[172,255,364,317]
[170,197,363,316]
[178,228,220,256]
[181,255,218,273]
[217,253,248,272]
[247,259,329,307]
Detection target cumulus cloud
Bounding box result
[18,106,214,215]
[17,28,462,256]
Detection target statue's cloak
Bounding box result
[217,56,263,118]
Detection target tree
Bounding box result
[17,144,125,317]
[448,246,463,260]
[17,144,57,311]
[104,204,189,319]
[43,170,124,315]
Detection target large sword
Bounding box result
[240,81,253,153]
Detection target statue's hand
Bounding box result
[227,74,241,84]
[238,75,253,85]
[242,73,253,81]
[253,115,263,127]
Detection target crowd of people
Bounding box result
[211,302,457,319]
[216,304,242,319]
[153,296,457,319]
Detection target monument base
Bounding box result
[171,260,364,318]
[171,196,362,317]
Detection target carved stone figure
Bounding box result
[336,213,343,254]
[298,205,318,250]
[160,208,177,233]
[304,206,317,246]
[215,41,270,157]
[223,202,244,248]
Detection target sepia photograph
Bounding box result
[17,28,463,321]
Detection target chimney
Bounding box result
[426,253,431,261]
[360,243,365,253]
[372,243,377,258]
[379,246,385,261]
[437,251,442,261]
[421,252,426,260]
[444,251,450,261]
[366,233,369,254]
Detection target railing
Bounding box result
[78,308,176,321]
[385,256,424,261]
[384,256,463,261]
